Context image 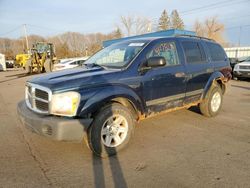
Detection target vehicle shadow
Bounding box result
[0,72,39,84]
[231,84,250,91]
[81,119,128,188]
[5,72,30,78]
[91,145,128,188]
[188,106,202,115]
[79,72,128,188]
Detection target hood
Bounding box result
[29,67,121,92]
[238,61,250,66]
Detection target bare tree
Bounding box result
[0,29,127,59]
[194,17,225,45]
[120,15,134,36]
[119,15,151,36]
[135,16,151,35]
[194,20,205,37]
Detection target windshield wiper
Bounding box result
[84,63,107,69]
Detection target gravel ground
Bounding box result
[0,69,250,188]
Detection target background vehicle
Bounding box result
[15,54,31,68]
[26,42,57,73]
[53,57,89,71]
[233,56,250,80]
[17,35,231,157]
[229,57,238,70]
[0,53,6,71]
[5,60,14,68]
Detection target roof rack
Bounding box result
[175,34,215,42]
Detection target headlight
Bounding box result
[234,64,239,71]
[50,91,80,116]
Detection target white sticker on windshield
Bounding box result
[128,43,145,47]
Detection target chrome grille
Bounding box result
[239,65,250,69]
[35,100,49,111]
[25,83,51,114]
[35,89,49,101]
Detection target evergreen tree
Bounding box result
[114,28,123,39]
[171,10,184,30]
[158,10,170,31]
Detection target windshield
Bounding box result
[85,41,147,68]
[243,56,250,62]
[60,60,72,64]
[35,43,50,54]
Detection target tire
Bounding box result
[88,103,135,157]
[199,82,223,117]
[25,60,32,74]
[44,59,52,72]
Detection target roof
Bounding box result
[103,29,196,47]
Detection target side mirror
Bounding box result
[146,56,166,68]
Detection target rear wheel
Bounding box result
[199,82,223,117]
[44,59,52,72]
[88,103,135,157]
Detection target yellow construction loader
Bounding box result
[26,42,57,73]
[15,53,31,68]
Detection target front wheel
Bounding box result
[25,60,32,74]
[233,76,238,80]
[88,103,135,157]
[199,82,223,117]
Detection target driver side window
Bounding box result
[147,42,179,66]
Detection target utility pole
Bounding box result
[238,26,242,47]
[23,24,29,53]
[20,28,25,53]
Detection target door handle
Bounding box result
[175,72,186,78]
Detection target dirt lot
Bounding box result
[0,69,250,188]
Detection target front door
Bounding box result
[142,40,186,114]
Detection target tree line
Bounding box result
[0,10,227,60]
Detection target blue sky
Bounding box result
[0,0,249,46]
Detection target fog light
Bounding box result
[41,125,53,136]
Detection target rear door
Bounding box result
[181,39,213,104]
[142,39,187,113]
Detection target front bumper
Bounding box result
[233,71,250,78]
[17,101,92,142]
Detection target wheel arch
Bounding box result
[110,97,141,120]
[202,71,226,99]
[78,85,145,120]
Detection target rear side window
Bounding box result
[206,42,226,61]
[182,41,206,64]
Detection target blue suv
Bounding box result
[17,35,232,157]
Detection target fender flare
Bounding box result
[78,85,145,117]
[202,71,225,99]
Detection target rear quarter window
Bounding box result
[182,41,206,64]
[206,42,226,61]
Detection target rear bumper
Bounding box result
[17,101,92,142]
